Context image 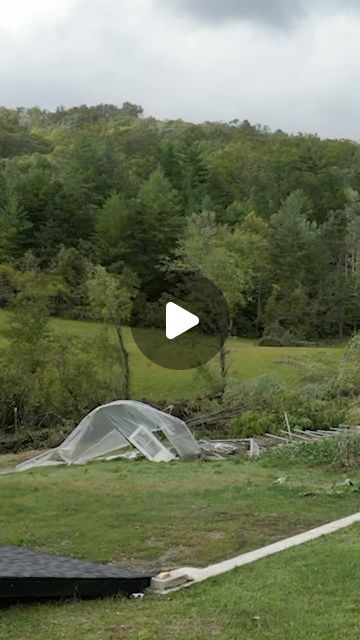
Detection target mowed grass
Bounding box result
[0,457,359,568]
[0,457,359,639]
[0,310,344,399]
[1,526,359,640]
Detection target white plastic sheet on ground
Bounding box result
[14,401,201,472]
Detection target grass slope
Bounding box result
[0,458,359,639]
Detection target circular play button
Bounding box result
[130,270,230,370]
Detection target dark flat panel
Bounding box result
[0,546,152,602]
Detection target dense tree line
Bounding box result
[1,102,360,340]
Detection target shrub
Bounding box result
[0,330,121,434]
[263,432,360,468]
[0,263,18,306]
[224,374,284,409]
[336,333,360,396]
[259,322,317,347]
[0,294,124,438]
[229,411,278,437]
[47,283,74,316]
[224,374,347,435]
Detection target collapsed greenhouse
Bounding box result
[14,401,201,472]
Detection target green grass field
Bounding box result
[51,320,345,399]
[0,456,359,639]
[0,312,356,638]
[0,310,345,399]
[2,526,359,640]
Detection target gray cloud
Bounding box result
[157,0,360,28]
[1,0,360,140]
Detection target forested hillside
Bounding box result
[1,102,360,339]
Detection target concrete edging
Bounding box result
[151,512,360,594]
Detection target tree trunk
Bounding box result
[256,287,262,337]
[339,318,344,342]
[219,343,228,381]
[115,325,131,399]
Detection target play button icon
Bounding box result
[130,270,230,370]
[166,302,199,340]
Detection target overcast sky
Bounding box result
[1,0,360,139]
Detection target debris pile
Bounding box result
[198,439,248,460]
[3,403,358,475]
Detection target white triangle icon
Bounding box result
[166,302,199,340]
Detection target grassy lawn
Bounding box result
[1,457,359,567]
[0,457,359,639]
[0,310,345,399]
[1,525,359,640]
[0,310,355,639]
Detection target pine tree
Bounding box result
[0,194,32,262]
[267,190,318,334]
[136,167,182,279]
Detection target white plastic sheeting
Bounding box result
[14,401,201,471]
